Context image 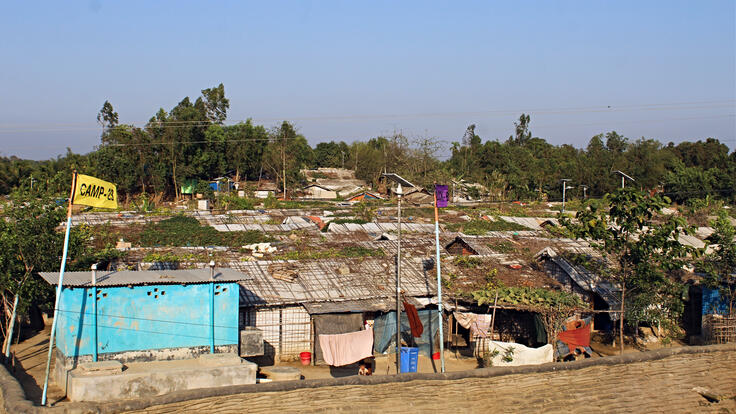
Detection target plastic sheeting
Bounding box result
[373,309,439,356]
[481,341,553,366]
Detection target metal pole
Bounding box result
[621,176,625,189]
[41,171,77,406]
[433,191,446,373]
[209,261,215,354]
[4,295,19,358]
[91,264,98,362]
[562,182,566,213]
[396,185,402,373]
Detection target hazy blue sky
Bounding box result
[1,1,734,160]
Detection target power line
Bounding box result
[0,99,733,133]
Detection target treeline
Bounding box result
[1,84,734,204]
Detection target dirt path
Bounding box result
[8,326,65,405]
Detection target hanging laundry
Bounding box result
[556,317,592,358]
[470,315,493,338]
[453,311,476,329]
[403,301,424,337]
[318,328,374,367]
[452,312,493,339]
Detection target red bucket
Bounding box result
[299,351,311,365]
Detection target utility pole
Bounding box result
[561,179,571,213]
[613,170,635,189]
[282,129,287,200]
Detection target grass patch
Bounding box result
[452,256,483,268]
[487,240,515,253]
[273,246,385,260]
[140,215,272,247]
[330,218,369,225]
[446,218,528,235]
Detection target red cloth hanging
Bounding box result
[403,301,424,337]
[557,321,591,353]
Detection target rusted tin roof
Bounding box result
[233,257,437,307]
[38,268,253,287]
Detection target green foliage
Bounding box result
[2,104,735,209]
[452,256,483,268]
[446,218,528,234]
[562,188,698,346]
[0,191,94,342]
[196,181,215,201]
[487,240,514,253]
[143,252,185,263]
[354,202,377,222]
[472,286,587,309]
[140,215,271,247]
[219,195,256,210]
[330,218,369,225]
[699,210,736,316]
[477,348,500,368]
[501,346,515,362]
[263,193,279,209]
[272,246,384,260]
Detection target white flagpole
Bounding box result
[41,171,77,406]
[434,188,446,373]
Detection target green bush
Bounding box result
[220,195,256,210]
[140,215,271,247]
[446,218,528,234]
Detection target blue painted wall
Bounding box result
[702,287,730,315]
[55,283,239,358]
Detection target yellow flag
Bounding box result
[73,174,118,209]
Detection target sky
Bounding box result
[1,1,734,160]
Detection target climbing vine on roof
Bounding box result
[471,285,589,344]
[472,286,587,310]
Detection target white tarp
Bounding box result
[478,340,553,367]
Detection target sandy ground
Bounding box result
[7,325,66,405]
[7,325,665,407]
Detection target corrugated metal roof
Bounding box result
[38,268,253,287]
[303,296,423,314]
[234,257,437,307]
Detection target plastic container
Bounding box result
[400,347,419,373]
[432,352,440,360]
[299,351,311,365]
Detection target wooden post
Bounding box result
[489,291,499,341]
[310,317,316,366]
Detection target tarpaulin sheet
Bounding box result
[373,309,439,356]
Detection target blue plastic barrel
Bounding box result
[400,347,419,373]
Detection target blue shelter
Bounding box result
[39,268,252,389]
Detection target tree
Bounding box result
[262,122,313,197]
[701,210,736,316]
[0,192,67,349]
[562,189,696,353]
[198,83,230,124]
[509,113,531,146]
[96,100,119,129]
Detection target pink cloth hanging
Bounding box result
[318,328,374,366]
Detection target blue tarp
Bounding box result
[702,287,730,315]
[373,309,439,356]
